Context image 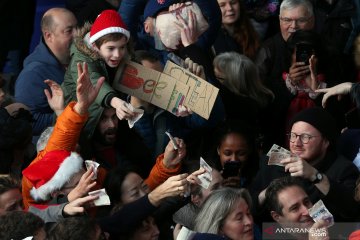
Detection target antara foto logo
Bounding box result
[264,226,275,235]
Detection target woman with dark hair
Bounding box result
[212,0,260,60]
[284,30,328,129]
[206,121,259,188]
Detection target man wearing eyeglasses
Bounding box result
[251,107,360,223]
[254,0,315,150]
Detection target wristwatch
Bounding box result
[311,172,323,184]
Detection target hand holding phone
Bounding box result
[296,43,314,65]
[222,161,242,179]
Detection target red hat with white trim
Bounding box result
[22,150,84,201]
[89,9,130,44]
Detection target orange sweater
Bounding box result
[22,102,88,209]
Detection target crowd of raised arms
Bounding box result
[1,0,360,239]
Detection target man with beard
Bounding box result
[91,107,154,178]
[91,106,186,190]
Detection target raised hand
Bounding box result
[44,79,64,116]
[110,97,136,120]
[315,82,353,107]
[63,195,98,216]
[281,156,317,181]
[288,61,310,86]
[174,9,198,47]
[163,138,186,169]
[67,167,97,202]
[148,173,188,206]
[184,58,205,79]
[308,55,319,91]
[74,62,105,115]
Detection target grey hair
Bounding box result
[213,52,274,107]
[280,0,314,17]
[194,187,252,234]
[36,126,54,153]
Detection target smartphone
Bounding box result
[222,161,242,179]
[345,107,360,129]
[296,43,313,65]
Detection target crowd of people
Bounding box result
[1,0,360,239]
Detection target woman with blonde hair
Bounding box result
[194,187,255,240]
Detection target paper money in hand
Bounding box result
[308,200,334,227]
[197,157,213,189]
[266,144,291,157]
[125,102,144,128]
[85,160,100,180]
[88,188,111,206]
[165,131,179,150]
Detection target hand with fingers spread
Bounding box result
[184,58,206,79]
[163,138,186,169]
[110,97,136,120]
[74,62,105,115]
[148,173,189,206]
[44,79,64,116]
[315,82,353,108]
[281,155,317,181]
[67,167,97,202]
[174,9,198,47]
[63,195,98,216]
[288,61,310,86]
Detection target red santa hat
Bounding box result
[89,9,130,44]
[22,150,84,201]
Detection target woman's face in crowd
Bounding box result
[217,133,249,167]
[218,0,240,26]
[220,198,254,240]
[96,37,127,68]
[121,172,149,204]
[130,217,160,240]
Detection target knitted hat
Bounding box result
[22,150,84,201]
[90,10,130,44]
[290,107,338,145]
[143,0,177,19]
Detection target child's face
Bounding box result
[97,37,127,68]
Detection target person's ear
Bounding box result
[92,43,100,52]
[217,147,220,156]
[270,210,281,222]
[43,30,52,42]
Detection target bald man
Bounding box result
[15,8,77,143]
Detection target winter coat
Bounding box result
[62,23,126,140]
[15,38,66,139]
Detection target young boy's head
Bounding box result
[89,10,130,68]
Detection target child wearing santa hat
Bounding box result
[62,9,137,142]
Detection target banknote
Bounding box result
[85,160,100,180]
[308,200,334,227]
[197,157,212,189]
[88,188,111,206]
[125,102,144,128]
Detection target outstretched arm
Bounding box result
[315,82,353,107]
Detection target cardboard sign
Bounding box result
[114,61,218,119]
[163,61,219,119]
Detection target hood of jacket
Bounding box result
[72,23,102,61]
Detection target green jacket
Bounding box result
[62,23,127,139]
